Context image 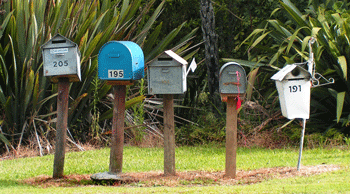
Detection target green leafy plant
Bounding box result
[0,0,198,150]
[233,0,350,135]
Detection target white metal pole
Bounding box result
[297,119,306,171]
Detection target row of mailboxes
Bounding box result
[41,34,249,97]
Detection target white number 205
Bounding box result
[108,70,124,78]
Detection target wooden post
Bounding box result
[53,77,70,178]
[163,94,175,176]
[225,96,237,178]
[109,85,126,174]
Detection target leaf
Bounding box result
[249,31,272,51]
[68,93,88,116]
[0,133,10,146]
[0,10,14,39]
[337,56,347,80]
[336,92,345,123]
[99,95,145,121]
[246,67,260,101]
[24,69,35,114]
[286,27,307,55]
[281,1,309,30]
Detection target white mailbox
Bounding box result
[271,64,312,119]
[41,34,81,83]
[148,50,187,94]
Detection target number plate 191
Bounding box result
[108,70,124,78]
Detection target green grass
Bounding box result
[0,145,349,193]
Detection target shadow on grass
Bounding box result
[0,179,27,187]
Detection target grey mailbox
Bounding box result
[41,34,81,83]
[219,62,247,100]
[148,50,188,94]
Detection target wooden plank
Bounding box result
[109,85,126,174]
[53,77,70,178]
[225,96,237,178]
[163,94,175,176]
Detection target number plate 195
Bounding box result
[108,70,124,78]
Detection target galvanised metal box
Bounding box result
[271,64,312,119]
[219,62,247,97]
[41,34,81,83]
[148,50,188,94]
[98,41,144,84]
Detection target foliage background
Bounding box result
[0,0,349,153]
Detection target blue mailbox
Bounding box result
[98,41,144,83]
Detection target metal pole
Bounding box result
[225,96,237,178]
[53,77,70,178]
[109,85,126,174]
[163,94,175,176]
[297,119,306,171]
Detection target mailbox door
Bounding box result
[98,42,132,80]
[148,65,183,94]
[43,47,79,77]
[276,79,311,119]
[219,63,247,94]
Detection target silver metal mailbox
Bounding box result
[271,64,312,119]
[219,62,247,98]
[41,34,81,83]
[148,50,188,94]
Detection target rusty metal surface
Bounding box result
[109,85,126,174]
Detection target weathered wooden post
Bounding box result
[219,62,247,179]
[148,50,196,176]
[53,77,70,178]
[163,94,175,175]
[41,34,81,178]
[91,41,144,180]
[225,96,237,178]
[109,85,126,174]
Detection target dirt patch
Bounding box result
[22,164,340,188]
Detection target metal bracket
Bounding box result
[311,73,335,88]
[308,37,335,88]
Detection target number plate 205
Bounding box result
[108,70,124,78]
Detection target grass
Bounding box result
[0,145,349,193]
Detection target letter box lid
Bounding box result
[271,64,311,81]
[151,50,188,66]
[41,34,80,55]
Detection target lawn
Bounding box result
[0,145,349,193]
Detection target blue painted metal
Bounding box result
[98,41,144,81]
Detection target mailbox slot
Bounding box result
[41,34,81,83]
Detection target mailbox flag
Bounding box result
[189,58,197,72]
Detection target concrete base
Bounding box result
[90,172,134,182]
